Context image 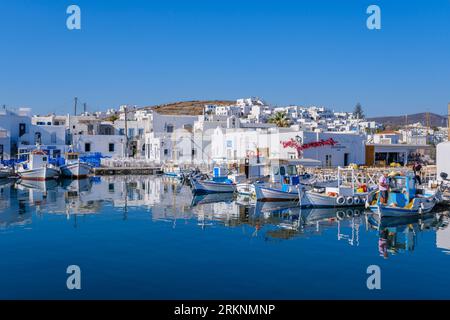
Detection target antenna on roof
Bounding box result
[74,97,78,116]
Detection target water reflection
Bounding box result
[0,176,449,257]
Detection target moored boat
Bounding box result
[192,178,236,194]
[299,167,369,208]
[253,160,315,201]
[60,151,91,179]
[366,171,440,218]
[16,149,59,181]
[0,166,12,179]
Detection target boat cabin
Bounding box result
[270,160,313,188]
[383,173,417,207]
[22,150,49,170]
[66,152,80,161]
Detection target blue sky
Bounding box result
[0,0,449,116]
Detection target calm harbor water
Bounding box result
[0,176,449,299]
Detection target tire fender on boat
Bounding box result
[336,196,346,205]
[353,197,361,205]
[346,197,354,206]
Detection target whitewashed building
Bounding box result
[211,127,366,167]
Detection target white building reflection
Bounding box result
[1,175,449,258]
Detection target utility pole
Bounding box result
[448,103,450,141]
[124,106,128,158]
[74,97,78,116]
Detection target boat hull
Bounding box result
[369,200,436,218]
[18,167,60,181]
[300,191,367,208]
[0,170,10,179]
[192,179,236,194]
[60,162,91,178]
[254,185,299,202]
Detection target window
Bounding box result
[42,156,47,162]
[128,128,135,137]
[325,155,332,167]
[119,128,125,136]
[279,166,286,176]
[85,143,91,152]
[34,132,42,144]
[138,128,144,136]
[166,124,174,133]
[109,143,115,152]
[164,149,168,156]
[51,132,57,144]
[108,183,114,192]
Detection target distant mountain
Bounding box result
[141,100,235,116]
[367,112,448,129]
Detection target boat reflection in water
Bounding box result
[1,176,449,258]
[367,210,450,258]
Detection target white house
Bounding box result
[211,127,366,167]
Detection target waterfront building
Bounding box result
[365,131,433,166]
[211,127,366,167]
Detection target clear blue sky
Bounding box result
[0,0,449,116]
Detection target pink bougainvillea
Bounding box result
[281,138,338,156]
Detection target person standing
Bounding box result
[379,172,389,204]
[413,161,422,185]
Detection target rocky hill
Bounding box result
[141,100,235,116]
[368,112,447,129]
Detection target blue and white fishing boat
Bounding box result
[60,151,91,179]
[254,160,317,202]
[366,171,440,218]
[163,166,184,179]
[192,166,236,194]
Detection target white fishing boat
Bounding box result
[254,159,318,201]
[298,167,370,208]
[16,149,59,181]
[0,166,12,179]
[192,178,236,194]
[60,151,91,178]
[191,165,236,194]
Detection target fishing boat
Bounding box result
[0,166,12,179]
[163,165,187,180]
[192,178,235,194]
[16,149,59,181]
[254,160,317,201]
[298,167,370,208]
[60,151,91,179]
[366,171,440,218]
[191,166,236,194]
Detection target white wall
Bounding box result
[437,142,450,180]
[72,134,126,158]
